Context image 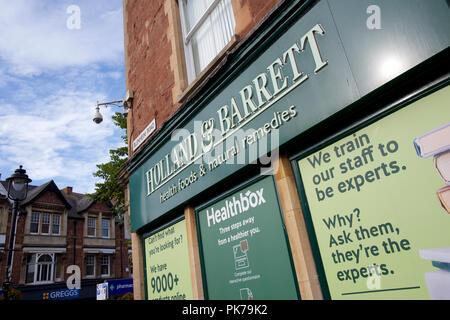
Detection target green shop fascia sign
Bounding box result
[128,0,450,232]
[197,176,299,300]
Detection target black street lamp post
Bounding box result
[2,166,31,301]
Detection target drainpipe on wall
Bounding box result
[120,224,124,278]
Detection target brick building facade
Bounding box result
[0,180,131,299]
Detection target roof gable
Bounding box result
[21,180,72,209]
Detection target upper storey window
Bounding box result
[179,0,235,83]
[30,212,61,236]
[87,216,96,237]
[101,218,110,238]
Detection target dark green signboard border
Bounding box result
[195,174,301,300]
[290,77,450,300]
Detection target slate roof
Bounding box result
[60,189,95,219]
[0,180,111,219]
[20,180,72,208]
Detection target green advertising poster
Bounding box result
[143,219,193,300]
[298,85,450,299]
[197,176,299,300]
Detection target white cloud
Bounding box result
[0,0,124,76]
[0,0,126,194]
[0,88,124,193]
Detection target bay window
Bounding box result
[30,212,61,235]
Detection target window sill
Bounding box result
[85,236,115,241]
[26,234,66,238]
[177,35,240,105]
[28,281,55,286]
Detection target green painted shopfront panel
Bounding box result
[197,176,299,300]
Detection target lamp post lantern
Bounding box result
[2,166,31,301]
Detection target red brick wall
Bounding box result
[65,219,84,280]
[114,223,130,278]
[64,218,130,280]
[0,206,131,288]
[1,210,26,284]
[89,201,111,213]
[124,0,281,157]
[125,0,175,151]
[232,0,281,38]
[11,213,26,284]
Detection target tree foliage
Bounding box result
[0,288,22,300]
[91,112,128,218]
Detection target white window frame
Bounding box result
[101,218,110,238]
[101,255,110,277]
[25,253,55,285]
[178,0,235,83]
[30,212,61,236]
[52,214,61,235]
[87,217,96,237]
[85,254,96,278]
[30,212,40,234]
[41,212,50,235]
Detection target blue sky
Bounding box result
[0,0,126,193]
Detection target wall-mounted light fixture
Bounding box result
[93,90,134,124]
